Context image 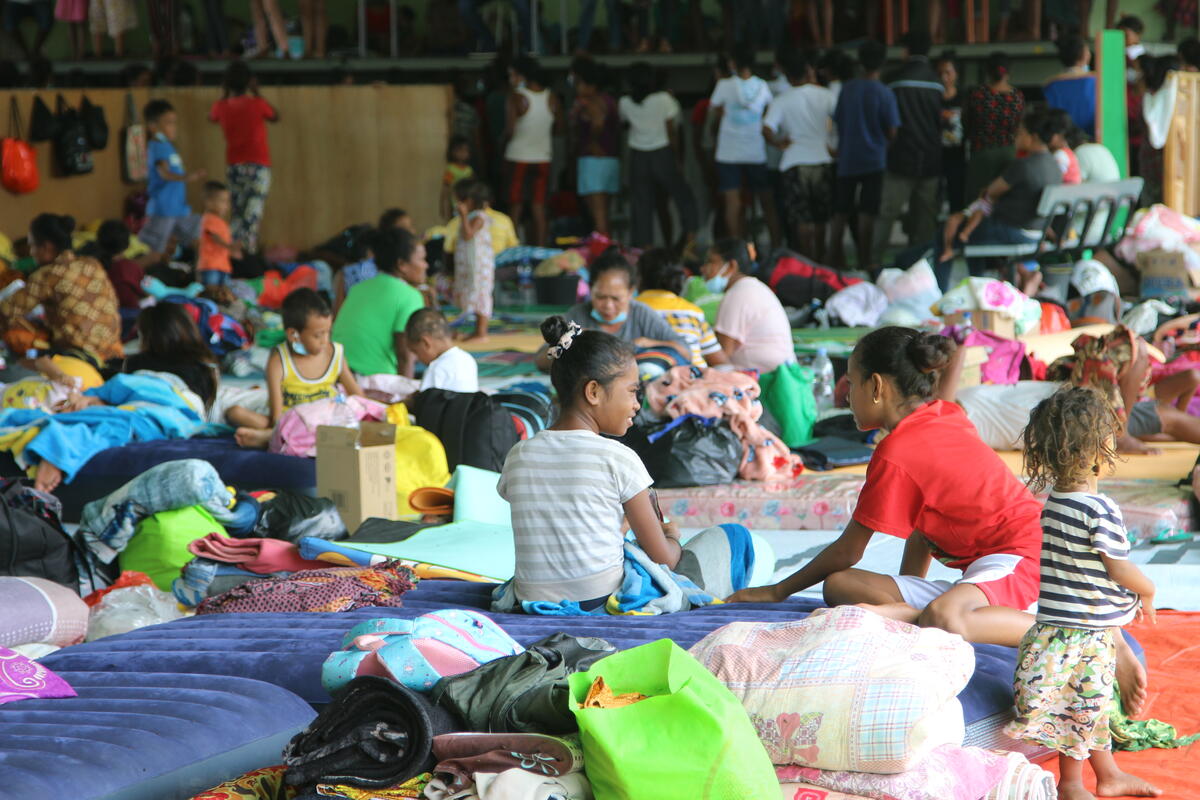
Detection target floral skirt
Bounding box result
[1004,623,1116,760]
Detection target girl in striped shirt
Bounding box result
[1007,387,1160,800]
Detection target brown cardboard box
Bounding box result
[1138,248,1197,299]
[316,422,397,533]
[957,345,989,388]
[942,310,1016,340]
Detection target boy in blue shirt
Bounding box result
[830,41,900,274]
[140,99,205,260]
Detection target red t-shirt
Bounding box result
[208,95,277,166]
[853,400,1043,570]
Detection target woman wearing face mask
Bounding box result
[535,248,689,372]
[701,238,793,374]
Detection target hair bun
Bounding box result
[906,332,955,374]
[60,214,76,234]
[540,315,570,346]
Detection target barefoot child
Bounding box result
[236,288,362,448]
[940,196,991,263]
[453,178,494,342]
[1007,387,1161,800]
[405,308,478,393]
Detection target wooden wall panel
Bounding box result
[1164,73,1200,218]
[0,85,451,247]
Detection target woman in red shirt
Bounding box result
[730,326,1148,715]
[208,60,279,255]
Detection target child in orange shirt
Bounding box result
[198,181,241,287]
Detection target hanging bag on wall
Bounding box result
[29,95,55,142]
[121,92,147,183]
[52,94,93,177]
[2,97,39,195]
[80,94,108,150]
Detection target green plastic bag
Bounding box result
[120,505,227,590]
[567,639,778,800]
[759,362,817,448]
[681,276,723,326]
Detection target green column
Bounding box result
[1095,29,1130,178]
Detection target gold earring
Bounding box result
[873,397,880,404]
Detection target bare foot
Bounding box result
[1116,636,1148,718]
[34,461,63,493]
[1058,781,1096,800]
[235,426,273,449]
[941,247,956,263]
[1096,772,1162,797]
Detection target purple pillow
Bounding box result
[0,647,76,704]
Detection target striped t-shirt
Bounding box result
[638,290,722,368]
[498,429,653,603]
[1035,491,1139,629]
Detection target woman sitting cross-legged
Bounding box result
[728,326,1149,718]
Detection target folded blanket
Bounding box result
[430,733,584,793]
[188,533,329,574]
[79,459,238,565]
[984,752,1055,800]
[778,786,872,800]
[196,561,416,615]
[490,525,758,616]
[284,676,462,789]
[775,744,1010,800]
[0,647,76,704]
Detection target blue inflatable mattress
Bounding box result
[45,436,316,521]
[0,670,315,800]
[38,580,1113,753]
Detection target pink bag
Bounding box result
[269,396,387,458]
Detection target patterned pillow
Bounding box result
[689,606,974,774]
[0,577,88,648]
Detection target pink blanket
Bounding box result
[643,366,804,482]
[268,395,387,458]
[187,532,329,574]
[775,744,1011,800]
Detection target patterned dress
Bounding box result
[963,84,1025,202]
[454,210,494,320]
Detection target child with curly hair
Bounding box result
[1007,386,1160,800]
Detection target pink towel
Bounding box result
[187,533,329,574]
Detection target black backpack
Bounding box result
[0,480,81,593]
[29,95,55,141]
[430,633,615,734]
[80,94,108,150]
[52,94,94,176]
[411,390,519,472]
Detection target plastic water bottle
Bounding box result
[960,311,975,342]
[517,263,536,307]
[329,395,359,431]
[812,347,835,411]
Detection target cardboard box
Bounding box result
[942,310,1016,341]
[316,423,397,533]
[956,345,989,388]
[1138,248,1198,299]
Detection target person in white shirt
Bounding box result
[763,50,836,264]
[709,46,780,246]
[618,63,698,249]
[405,308,479,394]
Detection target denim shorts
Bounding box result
[139,213,201,254]
[198,269,232,287]
[716,161,770,193]
[577,156,620,196]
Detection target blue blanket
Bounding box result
[0,372,205,482]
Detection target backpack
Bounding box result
[765,249,861,309]
[163,295,250,357]
[121,92,147,183]
[52,94,93,177]
[80,94,108,150]
[411,390,519,472]
[430,632,616,734]
[322,610,525,693]
[2,97,39,195]
[29,95,55,142]
[492,385,553,440]
[0,480,80,593]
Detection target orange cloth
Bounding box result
[199,213,233,274]
[581,676,648,709]
[1044,611,1200,798]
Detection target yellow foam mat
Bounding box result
[459,332,545,354]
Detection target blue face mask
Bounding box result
[290,339,309,356]
[591,307,627,325]
[705,264,731,294]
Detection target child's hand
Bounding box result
[1137,591,1157,624]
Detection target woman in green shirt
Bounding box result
[333,227,428,378]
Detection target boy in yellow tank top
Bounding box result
[236,288,363,449]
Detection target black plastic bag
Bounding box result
[625,414,741,488]
[80,94,108,150]
[52,94,93,176]
[29,95,55,141]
